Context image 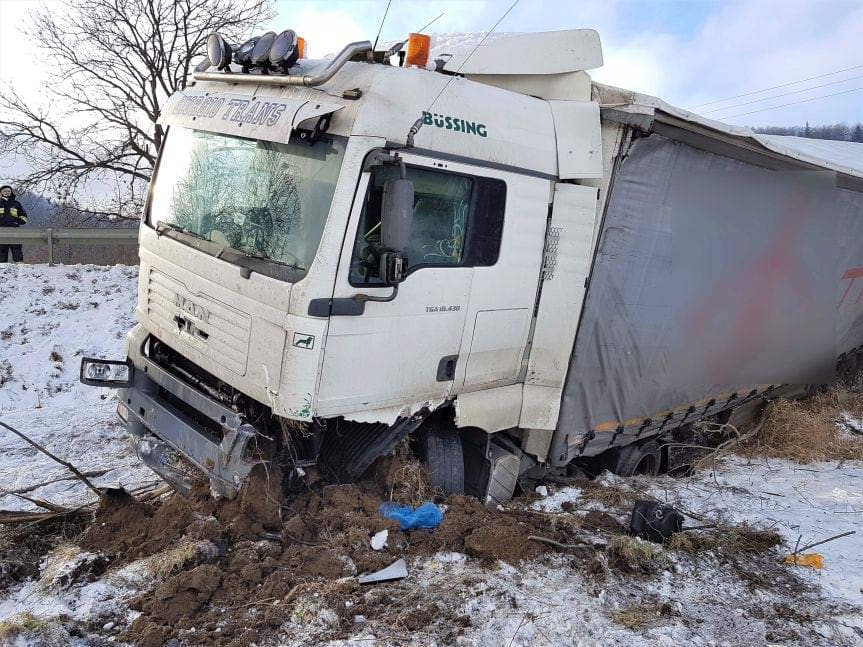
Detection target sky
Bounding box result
[0,0,861,132]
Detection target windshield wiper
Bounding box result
[155,221,207,242]
[243,250,305,271]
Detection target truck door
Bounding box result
[456,171,550,390]
[316,152,488,416]
[316,151,549,418]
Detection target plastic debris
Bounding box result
[630,500,684,543]
[379,501,443,530]
[357,558,408,584]
[370,529,388,550]
[784,553,825,569]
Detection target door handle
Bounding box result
[308,297,365,317]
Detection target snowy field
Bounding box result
[0,264,862,646]
[0,264,153,511]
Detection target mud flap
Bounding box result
[462,429,524,505]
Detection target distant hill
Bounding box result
[753,122,863,143]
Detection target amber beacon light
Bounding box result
[405,33,430,68]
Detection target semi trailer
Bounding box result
[81,29,863,503]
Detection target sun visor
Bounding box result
[442,30,603,75]
[159,90,343,142]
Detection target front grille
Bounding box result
[145,268,251,375]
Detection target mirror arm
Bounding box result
[352,284,399,304]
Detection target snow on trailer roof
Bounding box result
[593,82,863,180]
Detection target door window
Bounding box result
[349,162,506,286]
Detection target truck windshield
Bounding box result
[149,127,344,275]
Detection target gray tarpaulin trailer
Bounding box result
[549,85,863,468]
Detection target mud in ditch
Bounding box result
[58,461,584,645]
[0,512,89,594]
[8,454,804,646]
[123,485,574,643]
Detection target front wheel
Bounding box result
[418,423,465,496]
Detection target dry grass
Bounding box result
[740,384,863,463]
[144,539,218,580]
[611,603,674,630]
[607,535,668,574]
[578,481,638,510]
[379,441,433,506]
[667,524,782,555]
[0,613,53,640]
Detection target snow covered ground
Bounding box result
[1,264,862,646]
[0,264,152,511]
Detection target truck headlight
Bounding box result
[79,357,133,387]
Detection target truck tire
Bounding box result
[613,440,661,477]
[419,425,465,496]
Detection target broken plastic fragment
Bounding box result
[784,553,825,569]
[370,529,388,550]
[357,558,408,584]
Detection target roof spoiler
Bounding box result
[193,40,372,87]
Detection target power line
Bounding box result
[689,63,863,109]
[417,11,446,33]
[721,86,863,119]
[427,0,520,111]
[405,0,519,147]
[702,74,863,114]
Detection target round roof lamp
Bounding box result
[234,36,260,71]
[250,31,277,72]
[269,30,299,73]
[206,33,232,71]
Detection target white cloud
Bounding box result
[591,0,863,126]
[286,7,368,58]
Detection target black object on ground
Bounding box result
[630,500,684,543]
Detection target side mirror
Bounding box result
[380,178,414,254]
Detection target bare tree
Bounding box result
[0,0,274,221]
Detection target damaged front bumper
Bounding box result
[84,332,257,498]
[118,353,257,498]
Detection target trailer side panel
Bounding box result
[551,132,863,464]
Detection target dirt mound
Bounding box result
[144,564,222,624]
[79,487,200,562]
[463,521,539,562]
[104,474,593,646]
[80,465,289,567]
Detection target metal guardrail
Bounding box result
[0,227,138,265]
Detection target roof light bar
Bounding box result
[269,29,300,72]
[206,33,233,71]
[194,40,373,87]
[250,31,277,71]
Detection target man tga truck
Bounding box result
[81,29,863,503]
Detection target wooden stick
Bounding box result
[0,506,88,525]
[796,530,856,553]
[5,491,75,513]
[0,470,109,496]
[0,419,102,496]
[527,535,590,550]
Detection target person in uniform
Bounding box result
[0,185,28,263]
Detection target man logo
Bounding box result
[292,333,315,350]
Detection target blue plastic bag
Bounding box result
[379,501,444,530]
